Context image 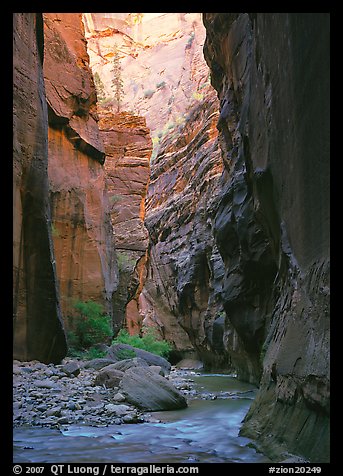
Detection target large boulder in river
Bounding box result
[106,344,171,372]
[120,366,187,411]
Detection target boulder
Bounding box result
[106,344,171,372]
[120,366,187,411]
[94,366,124,388]
[62,361,80,377]
[110,357,149,372]
[149,365,165,376]
[84,358,116,370]
[174,358,204,370]
[104,404,131,416]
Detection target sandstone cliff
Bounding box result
[203,12,330,462]
[43,13,118,322]
[82,13,210,148]
[98,110,152,334]
[13,13,67,363]
[140,91,231,363]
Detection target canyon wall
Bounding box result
[82,13,210,143]
[98,110,152,334]
[141,91,228,361]
[13,13,67,363]
[203,13,330,462]
[43,14,118,322]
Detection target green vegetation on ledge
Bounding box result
[66,300,112,353]
[112,327,172,358]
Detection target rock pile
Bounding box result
[13,351,187,429]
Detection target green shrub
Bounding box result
[192,91,204,101]
[116,348,136,360]
[67,347,107,360]
[117,252,136,271]
[110,194,123,204]
[66,300,112,351]
[51,223,60,238]
[112,327,173,358]
[156,81,166,89]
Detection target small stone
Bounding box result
[46,407,62,417]
[62,361,81,377]
[33,379,59,390]
[57,416,69,425]
[122,412,139,423]
[113,393,126,402]
[105,404,131,416]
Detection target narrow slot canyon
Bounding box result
[13,13,330,465]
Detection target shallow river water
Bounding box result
[14,372,270,463]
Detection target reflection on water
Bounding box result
[13,373,270,463]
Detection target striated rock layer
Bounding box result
[98,110,152,334]
[13,14,67,363]
[141,90,233,366]
[203,13,330,462]
[43,14,118,321]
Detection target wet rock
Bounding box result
[120,366,187,411]
[203,12,330,462]
[122,412,140,424]
[57,416,69,425]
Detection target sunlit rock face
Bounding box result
[82,13,210,138]
[98,110,152,335]
[203,13,330,462]
[43,13,118,322]
[13,13,67,363]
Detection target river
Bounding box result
[13,372,270,463]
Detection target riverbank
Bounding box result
[14,362,271,463]
[13,358,256,429]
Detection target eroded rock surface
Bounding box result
[203,12,330,463]
[82,13,209,136]
[43,13,118,320]
[120,366,187,411]
[13,13,67,363]
[141,91,233,369]
[98,110,152,333]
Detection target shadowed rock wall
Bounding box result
[141,92,233,366]
[203,12,329,462]
[13,13,67,363]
